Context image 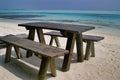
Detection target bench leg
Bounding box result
[38,57,50,80]
[54,37,61,47]
[35,54,56,77]
[5,43,12,63]
[49,36,54,46]
[50,58,56,77]
[84,41,92,60]
[49,36,61,47]
[90,41,95,57]
[14,46,23,59]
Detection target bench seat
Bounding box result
[0,35,69,80]
[0,33,28,48]
[44,31,104,60]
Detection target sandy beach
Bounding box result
[0,22,120,80]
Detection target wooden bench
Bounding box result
[44,31,104,60]
[82,35,104,60]
[0,33,28,49]
[0,35,69,80]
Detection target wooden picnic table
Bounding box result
[18,22,95,71]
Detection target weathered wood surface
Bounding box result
[44,31,63,37]
[0,35,69,80]
[0,35,69,58]
[83,35,104,42]
[0,34,28,49]
[18,22,95,33]
[83,35,104,60]
[44,31,104,42]
[18,22,95,71]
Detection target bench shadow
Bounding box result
[0,49,55,80]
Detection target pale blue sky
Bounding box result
[0,0,120,10]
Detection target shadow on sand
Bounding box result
[0,48,78,80]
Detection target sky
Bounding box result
[0,0,120,10]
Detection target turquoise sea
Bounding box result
[0,10,120,35]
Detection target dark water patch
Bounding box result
[52,20,79,22]
[13,18,80,23]
[0,15,46,19]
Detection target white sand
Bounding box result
[0,22,120,80]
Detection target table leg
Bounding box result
[62,32,76,71]
[76,33,84,62]
[26,28,35,57]
[37,28,46,44]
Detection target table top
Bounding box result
[18,22,95,33]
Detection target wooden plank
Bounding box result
[18,22,95,33]
[44,31,63,37]
[44,32,104,42]
[0,35,69,58]
[83,35,104,42]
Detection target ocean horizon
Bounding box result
[0,10,120,35]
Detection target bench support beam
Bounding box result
[14,46,23,59]
[49,36,61,47]
[5,43,12,63]
[91,42,95,57]
[84,41,92,60]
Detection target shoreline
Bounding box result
[0,21,120,80]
